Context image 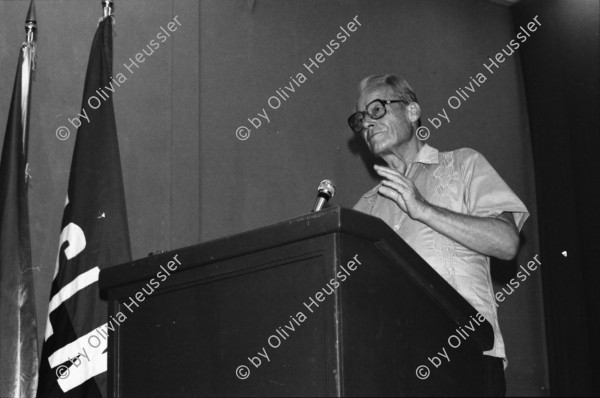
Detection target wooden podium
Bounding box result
[99,207,494,397]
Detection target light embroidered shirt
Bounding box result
[353,143,529,362]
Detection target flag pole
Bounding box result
[25,1,36,46]
[102,0,114,18]
[21,0,36,162]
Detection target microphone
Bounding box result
[312,179,336,212]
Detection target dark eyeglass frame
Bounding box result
[347,99,409,133]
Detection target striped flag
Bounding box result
[36,15,131,397]
[0,2,39,397]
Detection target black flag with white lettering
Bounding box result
[37,16,131,398]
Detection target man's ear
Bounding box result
[406,102,421,123]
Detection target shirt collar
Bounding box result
[412,143,439,166]
[362,143,439,198]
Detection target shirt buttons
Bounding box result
[394,224,400,231]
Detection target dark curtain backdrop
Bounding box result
[199,1,545,395]
[512,0,600,396]
[0,0,554,396]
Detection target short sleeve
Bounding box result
[463,150,530,231]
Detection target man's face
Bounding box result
[356,85,414,156]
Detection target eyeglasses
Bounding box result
[347,99,408,133]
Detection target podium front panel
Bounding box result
[110,236,340,397]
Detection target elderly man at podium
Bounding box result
[349,74,529,397]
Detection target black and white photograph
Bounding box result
[0,0,598,397]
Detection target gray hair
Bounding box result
[358,74,418,104]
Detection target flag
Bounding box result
[36,15,131,398]
[0,2,39,397]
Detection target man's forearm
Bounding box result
[373,165,520,260]
[419,204,519,260]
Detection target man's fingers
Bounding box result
[381,179,408,193]
[374,165,401,177]
[375,165,410,183]
[378,185,407,212]
[378,186,400,203]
